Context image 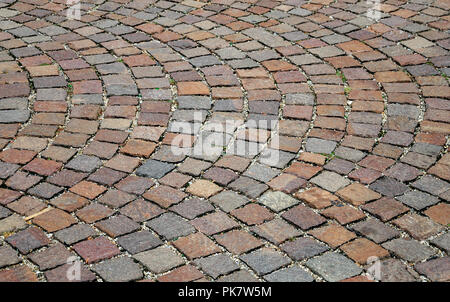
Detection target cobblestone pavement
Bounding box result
[0,0,449,282]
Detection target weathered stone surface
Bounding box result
[147,213,195,240]
[0,0,448,283]
[135,159,175,178]
[92,256,143,282]
[379,259,419,282]
[280,237,329,260]
[311,171,351,192]
[352,219,399,243]
[396,191,439,210]
[264,266,314,282]
[306,252,362,282]
[257,191,299,212]
[393,214,444,240]
[240,248,291,275]
[382,238,435,262]
[0,244,20,268]
[0,214,27,233]
[414,257,450,282]
[134,245,185,274]
[194,254,239,279]
[431,233,450,253]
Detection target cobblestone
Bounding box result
[0,0,448,282]
[383,238,435,263]
[240,248,291,276]
[92,256,143,282]
[147,213,195,240]
[305,252,362,282]
[134,245,184,274]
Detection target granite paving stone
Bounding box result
[351,219,400,243]
[305,252,362,282]
[0,0,448,282]
[92,256,143,282]
[146,213,195,240]
[280,237,329,261]
[414,257,450,282]
[194,254,239,279]
[134,245,184,274]
[379,258,419,282]
[240,248,291,275]
[264,266,314,282]
[0,244,20,268]
[382,238,435,263]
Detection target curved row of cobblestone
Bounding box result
[0,0,448,282]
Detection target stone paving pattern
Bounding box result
[0,0,449,282]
